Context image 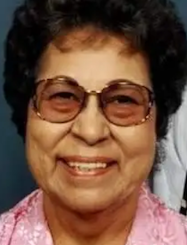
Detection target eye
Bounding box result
[109,95,138,105]
[49,92,79,101]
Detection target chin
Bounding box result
[68,201,111,214]
[57,189,123,214]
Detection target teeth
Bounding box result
[67,162,107,171]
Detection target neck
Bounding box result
[43,190,139,245]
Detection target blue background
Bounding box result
[0,0,187,213]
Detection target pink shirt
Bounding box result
[0,186,187,245]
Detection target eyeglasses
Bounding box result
[32,75,154,127]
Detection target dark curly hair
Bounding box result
[3,0,187,140]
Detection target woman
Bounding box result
[1,0,187,244]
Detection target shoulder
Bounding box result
[129,184,187,244]
[153,194,187,244]
[136,185,187,244]
[0,190,42,245]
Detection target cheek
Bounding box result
[25,108,72,177]
[26,107,72,152]
[112,114,156,179]
[123,124,156,158]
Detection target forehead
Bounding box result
[37,32,151,90]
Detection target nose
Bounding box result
[71,96,110,146]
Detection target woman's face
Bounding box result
[26,36,156,213]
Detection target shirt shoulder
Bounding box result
[129,185,187,245]
[153,194,187,244]
[0,190,43,245]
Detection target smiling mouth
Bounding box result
[57,156,116,175]
[67,162,108,172]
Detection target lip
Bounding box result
[57,155,117,177]
[61,155,116,164]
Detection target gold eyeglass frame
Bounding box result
[32,75,155,127]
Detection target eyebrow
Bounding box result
[36,75,79,85]
[106,79,133,86]
[36,74,152,91]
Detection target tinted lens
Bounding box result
[101,84,151,126]
[35,80,84,122]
